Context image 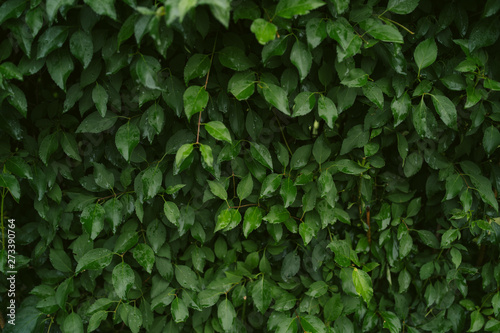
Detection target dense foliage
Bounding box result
[1,0,500,332]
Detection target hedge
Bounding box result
[0,0,500,332]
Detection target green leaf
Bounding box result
[380,311,402,333]
[430,94,457,130]
[292,92,316,117]
[63,312,84,333]
[70,30,93,69]
[175,265,199,291]
[183,85,209,121]
[352,268,373,303]
[243,206,263,238]
[414,39,438,72]
[251,277,272,314]
[483,125,500,156]
[175,144,194,172]
[88,311,107,332]
[300,315,326,333]
[75,248,113,273]
[7,84,27,118]
[0,0,26,25]
[112,262,134,299]
[172,297,189,323]
[146,104,165,134]
[290,41,312,82]
[306,18,327,48]
[391,92,411,127]
[275,0,326,19]
[6,156,32,180]
[93,162,114,190]
[237,173,253,201]
[469,310,485,332]
[318,95,338,129]
[281,251,300,281]
[128,306,143,333]
[142,167,162,200]
[228,71,256,100]
[76,111,118,133]
[340,124,369,155]
[208,180,227,200]
[136,57,161,90]
[218,299,236,331]
[199,144,214,172]
[398,268,411,293]
[387,0,419,14]
[361,18,404,43]
[49,248,73,273]
[184,54,210,85]
[341,68,368,87]
[251,19,277,45]
[290,144,312,170]
[469,17,500,52]
[47,49,74,91]
[83,0,117,20]
[250,142,273,170]
[260,173,283,198]
[37,26,69,59]
[0,62,23,81]
[450,247,462,269]
[412,98,437,139]
[313,135,332,164]
[92,84,108,117]
[205,121,232,143]
[133,243,155,274]
[324,294,343,321]
[39,133,59,166]
[417,230,440,249]
[115,122,140,162]
[81,203,105,240]
[61,132,82,162]
[299,222,315,245]
[219,46,254,71]
[262,83,290,116]
[215,209,241,232]
[280,178,297,208]
[362,82,384,109]
[164,201,180,226]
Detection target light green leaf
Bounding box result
[208,180,227,200]
[243,207,263,238]
[250,142,273,170]
[352,268,373,303]
[299,222,315,245]
[275,0,326,18]
[469,310,485,332]
[75,248,113,273]
[260,173,283,198]
[292,92,316,117]
[183,85,209,121]
[199,144,214,172]
[175,143,194,171]
[262,83,290,115]
[361,18,403,43]
[205,121,232,143]
[251,19,277,45]
[63,312,84,333]
[115,122,140,162]
[290,41,312,81]
[318,95,338,129]
[380,311,402,333]
[300,315,326,333]
[218,299,236,331]
[237,173,253,201]
[414,39,438,72]
[112,262,134,299]
[228,71,255,100]
[251,277,272,314]
[172,297,189,323]
[164,201,180,226]
[133,243,155,274]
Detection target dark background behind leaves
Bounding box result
[0,0,500,332]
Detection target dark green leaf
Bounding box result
[275,0,326,18]
[133,243,155,274]
[75,248,113,273]
[112,263,134,299]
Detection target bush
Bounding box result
[1,0,500,332]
